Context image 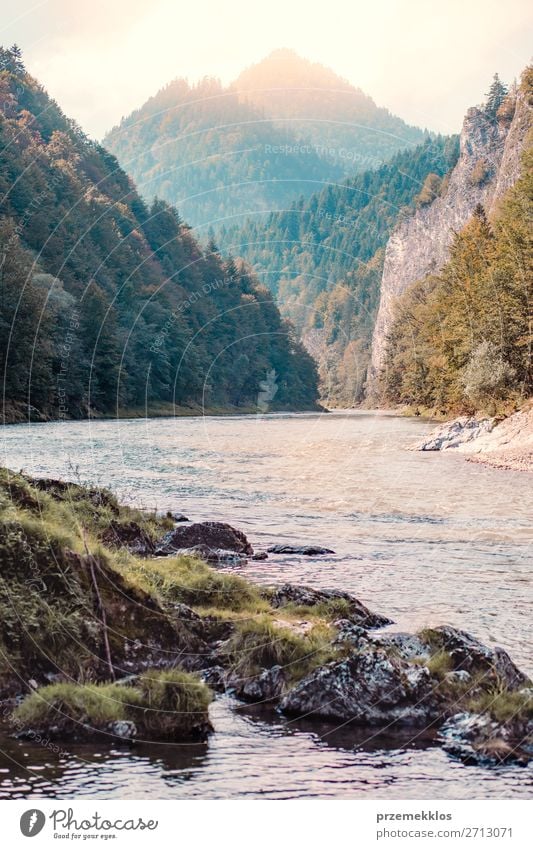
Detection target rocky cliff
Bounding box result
[369,79,532,388]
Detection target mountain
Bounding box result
[0,46,319,423]
[374,69,533,413]
[103,50,424,228]
[234,49,424,169]
[219,134,459,402]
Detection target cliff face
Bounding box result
[369,84,531,388]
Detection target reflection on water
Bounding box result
[1,411,532,799]
[1,699,532,800]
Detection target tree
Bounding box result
[415,173,442,207]
[461,340,515,405]
[484,73,508,121]
[80,282,122,412]
[0,45,25,74]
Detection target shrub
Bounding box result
[461,340,515,406]
[415,173,442,207]
[469,159,491,186]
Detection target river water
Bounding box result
[1,411,532,799]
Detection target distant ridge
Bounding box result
[104,50,424,228]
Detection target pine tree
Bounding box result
[484,73,508,121]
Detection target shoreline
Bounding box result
[1,401,327,427]
[416,404,533,473]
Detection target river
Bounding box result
[1,410,531,798]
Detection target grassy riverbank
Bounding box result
[0,467,531,759]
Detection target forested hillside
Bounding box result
[377,69,533,415]
[104,50,424,228]
[380,147,533,413]
[220,135,459,402]
[0,46,319,422]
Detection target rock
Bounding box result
[445,670,471,685]
[332,620,368,647]
[237,666,287,702]
[201,666,227,693]
[108,720,137,740]
[420,626,529,690]
[439,712,533,766]
[267,544,335,555]
[172,513,189,523]
[27,476,119,514]
[62,551,211,674]
[251,551,268,561]
[165,543,248,566]
[416,418,495,451]
[369,632,430,662]
[100,520,155,556]
[280,647,436,725]
[457,406,533,472]
[368,80,531,389]
[171,604,233,643]
[156,521,253,556]
[266,583,391,629]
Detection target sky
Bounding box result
[1,0,532,139]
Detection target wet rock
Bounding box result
[165,543,248,566]
[420,626,529,690]
[108,720,137,740]
[267,544,335,555]
[156,521,253,556]
[231,666,286,703]
[266,583,391,628]
[201,666,227,693]
[439,712,533,766]
[169,512,189,522]
[243,665,286,702]
[280,647,436,724]
[251,551,268,561]
[100,520,155,556]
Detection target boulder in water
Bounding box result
[156,521,253,556]
[267,544,335,555]
[280,647,436,725]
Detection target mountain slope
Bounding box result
[103,50,424,228]
[219,134,459,402]
[0,46,319,422]
[376,68,533,414]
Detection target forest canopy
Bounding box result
[0,46,319,422]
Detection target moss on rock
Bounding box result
[12,669,213,741]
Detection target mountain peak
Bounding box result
[233,48,354,93]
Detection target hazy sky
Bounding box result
[1,0,532,139]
